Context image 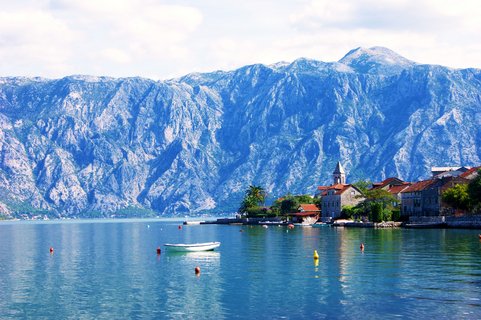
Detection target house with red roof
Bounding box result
[317,162,364,221]
[400,179,436,217]
[288,204,321,224]
[401,173,473,218]
[371,177,411,209]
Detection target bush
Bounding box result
[382,208,392,222]
[391,209,401,221]
[370,202,383,222]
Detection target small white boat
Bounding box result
[183,220,205,225]
[164,241,221,252]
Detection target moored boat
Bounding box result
[164,241,221,252]
[311,223,329,228]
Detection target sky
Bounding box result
[0,0,480,80]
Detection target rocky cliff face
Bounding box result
[0,47,480,217]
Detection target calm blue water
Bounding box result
[1,220,481,319]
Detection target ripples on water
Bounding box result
[0,220,480,319]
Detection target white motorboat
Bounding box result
[164,241,221,252]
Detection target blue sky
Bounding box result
[0,0,480,80]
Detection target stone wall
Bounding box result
[445,215,481,228]
[408,215,481,228]
[408,216,445,224]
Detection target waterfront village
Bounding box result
[209,162,481,229]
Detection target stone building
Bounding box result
[318,162,364,221]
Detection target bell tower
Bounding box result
[333,161,346,185]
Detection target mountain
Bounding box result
[0,47,480,217]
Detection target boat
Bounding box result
[183,220,204,225]
[311,223,329,228]
[164,241,221,252]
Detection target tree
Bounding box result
[442,183,471,211]
[238,185,266,214]
[341,205,361,220]
[352,179,372,194]
[247,185,266,206]
[271,194,317,216]
[468,170,481,209]
[356,188,399,222]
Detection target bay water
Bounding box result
[1,219,481,319]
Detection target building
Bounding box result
[318,162,364,221]
[431,166,471,178]
[371,177,411,208]
[401,174,473,217]
[400,179,435,217]
[333,161,346,184]
[288,204,321,224]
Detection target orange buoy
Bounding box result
[156,247,161,255]
[195,266,201,275]
[49,247,54,254]
[360,243,365,251]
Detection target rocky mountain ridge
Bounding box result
[0,47,480,217]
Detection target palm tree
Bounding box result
[247,185,266,207]
[238,185,267,214]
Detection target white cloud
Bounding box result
[0,0,479,79]
[287,0,481,68]
[0,10,75,76]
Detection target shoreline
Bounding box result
[202,216,481,229]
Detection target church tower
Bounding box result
[333,161,346,185]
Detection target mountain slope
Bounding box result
[0,47,480,217]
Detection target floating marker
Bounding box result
[195,266,201,275]
[313,250,319,260]
[156,247,161,255]
[49,247,54,254]
[360,243,365,251]
[178,225,182,230]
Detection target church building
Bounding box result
[317,161,364,222]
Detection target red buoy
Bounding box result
[287,224,295,229]
[360,243,365,251]
[178,225,182,230]
[156,247,161,255]
[195,266,201,275]
[478,234,481,239]
[49,247,54,254]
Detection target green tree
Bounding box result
[370,202,383,222]
[468,170,481,209]
[238,185,267,214]
[270,194,317,216]
[341,205,361,220]
[352,179,372,194]
[356,188,399,222]
[442,183,471,211]
[280,196,299,215]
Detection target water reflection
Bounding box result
[1,222,481,318]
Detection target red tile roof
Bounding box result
[460,166,480,179]
[372,177,407,189]
[401,179,435,193]
[299,204,320,212]
[388,184,411,195]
